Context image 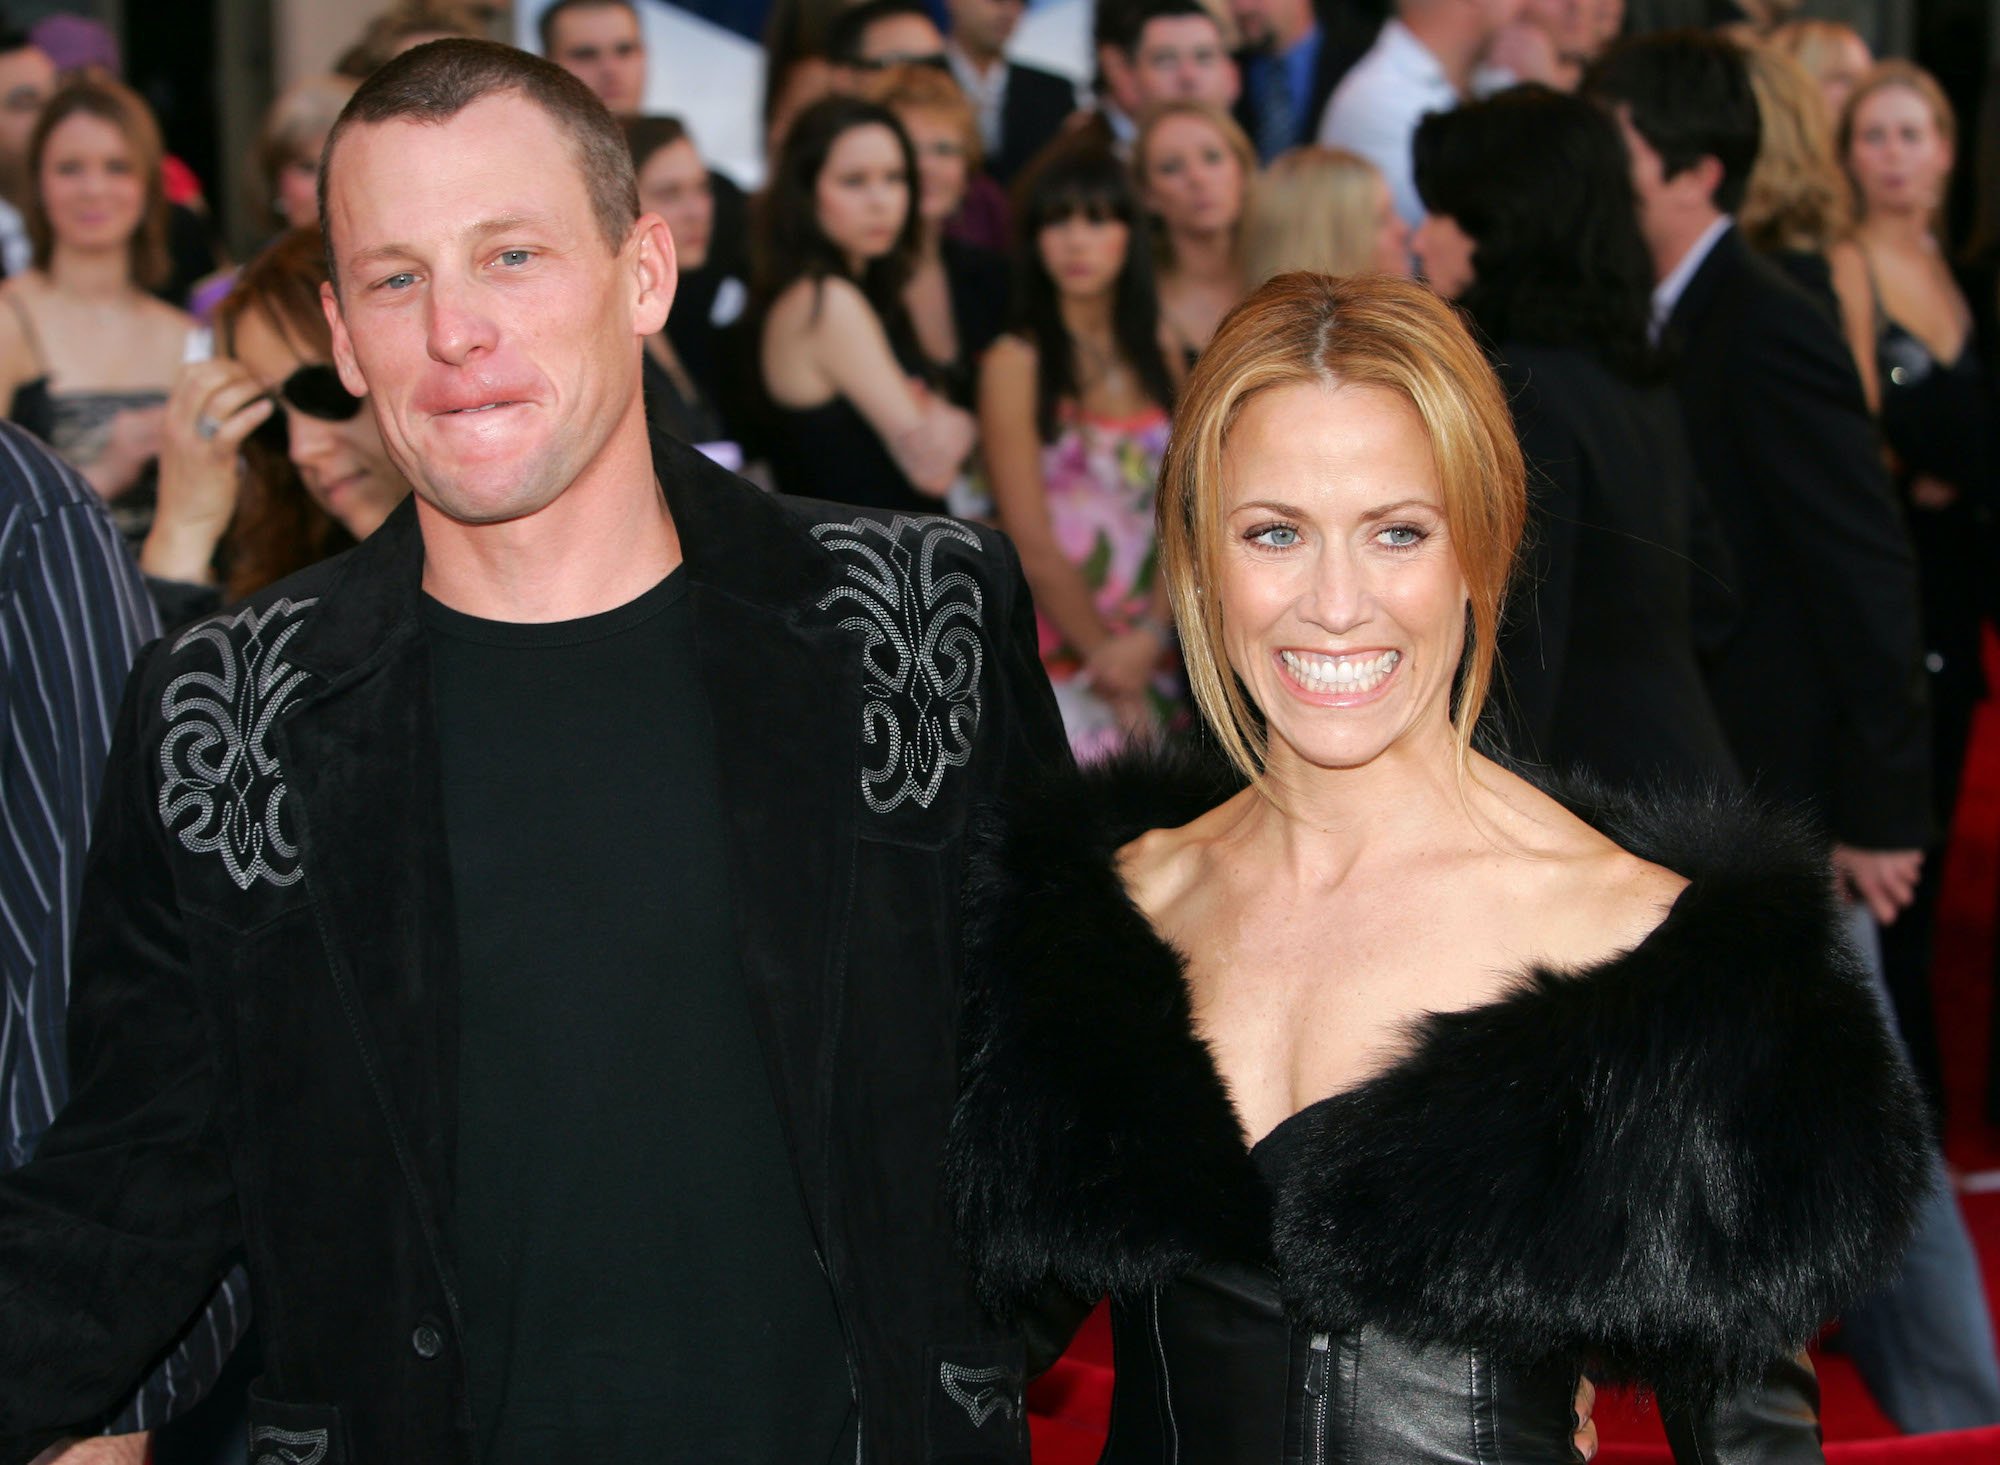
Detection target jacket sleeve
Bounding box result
[1664,1354,1826,1465]
[0,654,241,1464]
[991,529,1070,790]
[1496,383,1585,764]
[1728,290,1931,848]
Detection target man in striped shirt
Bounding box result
[0,421,248,1463]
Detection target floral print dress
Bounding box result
[1035,402,1185,761]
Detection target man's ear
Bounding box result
[320,280,371,399]
[1691,153,1727,210]
[630,212,678,337]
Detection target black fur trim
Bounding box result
[947,743,1932,1406]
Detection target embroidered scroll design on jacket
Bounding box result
[812,516,984,813]
[938,1361,1020,1428]
[249,1425,329,1465]
[158,598,318,890]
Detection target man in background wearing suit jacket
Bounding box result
[1592,30,2000,1440]
[1229,0,1384,161]
[944,0,1080,183]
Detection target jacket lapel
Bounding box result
[660,443,860,1234]
[273,500,461,1236]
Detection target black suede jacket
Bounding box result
[0,436,1067,1465]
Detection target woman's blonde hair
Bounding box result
[1770,18,1866,89]
[1740,43,1852,253]
[1839,60,1956,230]
[865,62,984,174]
[1134,99,1256,258]
[1159,272,1525,782]
[1241,146,1387,283]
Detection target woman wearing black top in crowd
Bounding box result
[1412,86,1739,792]
[869,64,1012,409]
[1833,61,1994,827]
[755,95,975,510]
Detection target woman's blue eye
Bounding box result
[1379,524,1424,548]
[1249,524,1299,548]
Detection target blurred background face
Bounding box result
[814,121,910,265]
[549,3,647,116]
[1410,211,1475,297]
[276,139,325,230]
[0,45,54,187]
[1143,112,1245,235]
[1847,84,1952,218]
[1368,176,1412,275]
[944,0,1025,59]
[1037,209,1129,299]
[40,111,142,254]
[896,107,970,227]
[232,305,408,540]
[1133,17,1238,109]
[637,136,713,270]
[1817,30,1873,120]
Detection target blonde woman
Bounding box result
[1135,99,1255,363]
[948,272,1926,1464]
[1242,145,1408,283]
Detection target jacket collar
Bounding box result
[948,742,1928,1404]
[284,432,833,684]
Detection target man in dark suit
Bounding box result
[943,0,1080,183]
[1592,30,2000,1439]
[1229,0,1384,161]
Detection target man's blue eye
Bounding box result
[498,250,531,267]
[383,272,416,291]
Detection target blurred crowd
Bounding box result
[3,0,2000,1458]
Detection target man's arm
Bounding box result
[1731,288,1931,850]
[0,657,241,1464]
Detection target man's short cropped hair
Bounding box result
[317,38,638,291]
[825,0,937,66]
[538,0,640,56]
[1097,0,1219,58]
[1587,29,1761,216]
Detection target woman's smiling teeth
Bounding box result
[1281,648,1400,693]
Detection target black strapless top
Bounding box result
[1098,1109,1580,1465]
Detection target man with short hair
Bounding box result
[943,0,1080,182]
[1315,0,1524,224]
[827,0,952,77]
[0,31,53,276]
[1095,0,1241,145]
[1590,30,2000,1443]
[540,0,647,115]
[0,38,1066,1465]
[1230,0,1382,160]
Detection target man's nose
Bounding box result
[424,271,499,366]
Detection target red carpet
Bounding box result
[1027,633,2000,1463]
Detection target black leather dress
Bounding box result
[948,748,1930,1465]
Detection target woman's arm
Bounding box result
[980,336,1111,657]
[1827,241,1883,416]
[771,277,973,494]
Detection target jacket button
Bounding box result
[411,1323,444,1359]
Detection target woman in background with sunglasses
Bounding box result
[142,226,410,625]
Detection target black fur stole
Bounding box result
[945,743,1932,1405]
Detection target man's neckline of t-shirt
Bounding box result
[420,566,686,650]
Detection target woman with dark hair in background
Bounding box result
[143,227,411,625]
[756,94,974,509]
[868,64,1011,410]
[623,114,729,453]
[0,77,194,544]
[978,143,1182,757]
[1135,100,1255,364]
[1412,85,1739,792]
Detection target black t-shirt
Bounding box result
[426,569,855,1465]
